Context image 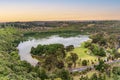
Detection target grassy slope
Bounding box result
[67,47,98,67]
[72,47,97,60]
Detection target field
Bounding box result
[67,47,98,68]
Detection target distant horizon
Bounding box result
[1,19,120,23]
[0,0,120,22]
[1,18,120,23]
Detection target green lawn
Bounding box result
[67,47,98,62]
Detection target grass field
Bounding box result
[67,47,98,64]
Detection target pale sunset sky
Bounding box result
[0,0,120,22]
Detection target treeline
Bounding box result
[1,21,120,36]
[24,30,81,38]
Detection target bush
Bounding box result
[66,45,74,52]
[82,60,88,66]
[112,67,120,75]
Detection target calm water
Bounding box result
[17,35,90,66]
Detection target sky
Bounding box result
[0,0,120,22]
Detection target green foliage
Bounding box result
[31,44,66,71]
[95,60,110,72]
[90,32,118,49]
[0,51,41,80]
[114,53,120,58]
[38,68,48,80]
[10,51,20,60]
[112,74,120,80]
[112,67,120,75]
[90,73,98,80]
[56,69,72,80]
[31,44,65,57]
[88,44,99,55]
[79,73,106,80]
[56,60,64,69]
[98,48,106,57]
[82,60,88,66]
[24,30,81,39]
[0,27,21,53]
[84,41,92,48]
[79,75,89,80]
[84,32,119,58]
[67,53,78,67]
[66,45,74,52]
[90,32,107,46]
[95,60,105,72]
[70,53,79,63]
[86,43,106,57]
[0,27,42,79]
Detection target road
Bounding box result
[70,59,120,72]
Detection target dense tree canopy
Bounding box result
[31,44,65,57]
[0,28,42,79]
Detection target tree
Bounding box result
[69,53,78,68]
[90,73,98,80]
[88,44,106,57]
[84,41,92,48]
[90,32,107,46]
[95,59,110,73]
[114,53,120,59]
[95,59,105,72]
[38,68,48,80]
[66,45,74,52]
[98,73,106,80]
[107,34,118,49]
[30,44,66,58]
[0,27,42,79]
[98,48,106,57]
[112,67,120,75]
[67,62,73,69]
[57,69,72,80]
[43,55,57,71]
[56,60,64,69]
[113,74,119,80]
[82,60,88,66]
[79,75,89,80]
[30,44,66,70]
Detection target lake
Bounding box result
[17,35,90,66]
